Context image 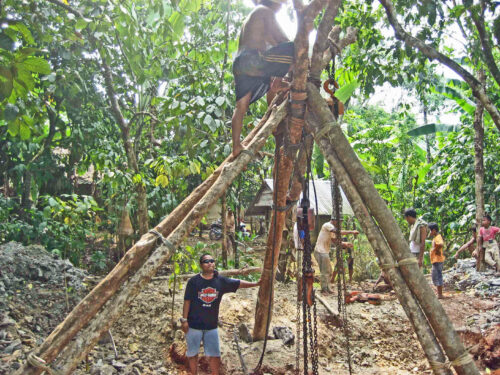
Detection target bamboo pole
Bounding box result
[48,100,287,375]
[16,101,287,375]
[307,84,479,375]
[307,112,451,375]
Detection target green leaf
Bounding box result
[7,120,19,136]
[203,114,216,132]
[22,57,51,74]
[75,18,89,31]
[19,122,31,140]
[3,103,19,121]
[334,80,359,103]
[10,23,34,44]
[408,123,461,137]
[0,33,15,51]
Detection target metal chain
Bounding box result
[332,173,353,375]
[299,138,321,375]
[312,294,319,375]
[295,249,302,375]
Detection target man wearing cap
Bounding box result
[231,0,293,158]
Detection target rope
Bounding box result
[272,200,298,212]
[27,353,62,375]
[314,123,333,140]
[239,149,256,158]
[380,257,418,270]
[307,76,322,88]
[429,352,474,370]
[148,229,176,251]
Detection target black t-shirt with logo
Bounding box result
[184,273,240,330]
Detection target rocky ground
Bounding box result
[1,242,499,375]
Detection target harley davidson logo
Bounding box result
[198,287,219,304]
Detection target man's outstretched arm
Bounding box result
[239,278,262,289]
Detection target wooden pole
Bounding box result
[16,100,287,375]
[307,84,479,375]
[315,294,340,319]
[307,112,451,375]
[253,0,327,340]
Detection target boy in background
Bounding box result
[474,215,500,272]
[428,223,445,299]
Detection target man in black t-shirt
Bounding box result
[181,253,261,375]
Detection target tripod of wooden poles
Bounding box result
[17,1,479,375]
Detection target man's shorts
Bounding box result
[186,328,221,357]
[233,42,294,104]
[431,262,444,286]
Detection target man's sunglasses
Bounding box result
[201,259,215,264]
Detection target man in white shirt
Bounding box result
[314,219,358,294]
[404,208,427,268]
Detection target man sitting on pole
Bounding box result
[231,0,293,158]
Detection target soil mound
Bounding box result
[0,242,88,374]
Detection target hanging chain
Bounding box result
[295,249,302,375]
[312,291,319,375]
[299,141,319,375]
[332,173,353,375]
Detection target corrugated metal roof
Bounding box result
[246,179,354,216]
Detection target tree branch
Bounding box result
[310,0,342,79]
[469,6,500,87]
[100,54,128,135]
[45,0,83,18]
[379,0,500,132]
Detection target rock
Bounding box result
[91,363,118,375]
[3,338,21,354]
[489,278,500,286]
[273,326,294,346]
[111,360,127,370]
[238,323,253,343]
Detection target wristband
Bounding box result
[179,318,188,323]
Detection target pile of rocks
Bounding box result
[0,242,88,374]
[444,259,500,298]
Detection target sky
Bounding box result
[241,0,462,127]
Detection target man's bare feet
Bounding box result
[232,143,244,159]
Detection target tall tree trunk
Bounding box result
[253,135,295,340]
[221,194,228,268]
[423,105,432,164]
[474,70,486,272]
[101,55,149,236]
[21,170,32,210]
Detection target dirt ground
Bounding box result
[79,255,499,375]
[80,276,498,375]
[1,240,499,375]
